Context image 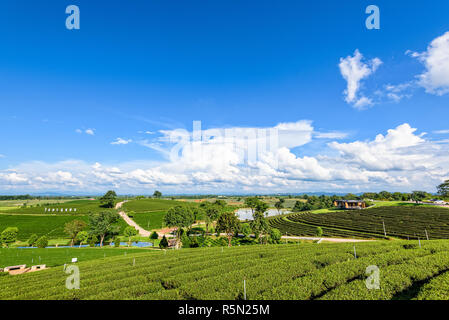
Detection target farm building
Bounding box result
[334,200,366,210]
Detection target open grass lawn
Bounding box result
[0,199,115,215]
[131,211,167,231]
[123,199,200,231]
[122,198,197,213]
[0,247,149,268]
[0,214,129,241]
[2,240,449,300]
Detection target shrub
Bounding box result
[181,234,191,248]
[27,234,39,247]
[1,227,19,247]
[114,237,120,247]
[89,235,98,247]
[190,236,200,248]
[270,228,282,243]
[159,235,168,249]
[35,236,48,248]
[316,227,323,237]
[150,231,159,240]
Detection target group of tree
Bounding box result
[292,195,335,212]
[99,190,117,208]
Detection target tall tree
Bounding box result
[64,219,87,247]
[88,211,120,246]
[437,180,449,198]
[244,197,260,214]
[251,202,270,244]
[216,211,240,247]
[99,190,117,208]
[411,191,427,203]
[76,231,89,248]
[274,199,284,215]
[203,203,221,235]
[163,206,195,243]
[153,190,162,198]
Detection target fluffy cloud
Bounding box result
[1,122,448,193]
[111,138,132,145]
[413,31,449,95]
[76,128,96,136]
[339,49,382,108]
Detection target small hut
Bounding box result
[334,200,366,210]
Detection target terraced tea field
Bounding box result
[0,247,147,268]
[0,199,115,215]
[269,206,449,240]
[1,240,449,300]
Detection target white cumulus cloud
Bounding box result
[339,49,382,108]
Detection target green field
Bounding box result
[269,206,449,240]
[0,247,148,268]
[1,240,449,300]
[122,199,199,230]
[0,214,129,241]
[131,211,167,230]
[122,199,194,213]
[0,199,115,215]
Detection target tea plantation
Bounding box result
[269,206,449,240]
[1,240,449,300]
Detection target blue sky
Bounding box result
[0,0,448,194]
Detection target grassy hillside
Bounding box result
[122,199,199,230]
[1,240,449,300]
[0,214,129,241]
[0,200,114,215]
[122,199,196,213]
[269,206,449,240]
[0,247,148,268]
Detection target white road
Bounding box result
[115,201,151,237]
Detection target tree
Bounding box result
[1,227,18,247]
[244,197,260,214]
[27,234,39,247]
[411,191,427,203]
[88,211,120,246]
[153,190,162,198]
[89,235,98,247]
[76,231,89,248]
[274,200,284,215]
[124,226,138,246]
[241,223,252,239]
[270,228,282,243]
[159,235,169,249]
[204,203,221,235]
[150,231,159,240]
[35,236,48,248]
[64,219,87,247]
[316,227,323,237]
[163,206,195,242]
[216,211,240,247]
[99,190,117,208]
[437,180,449,198]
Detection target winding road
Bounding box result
[115,201,151,237]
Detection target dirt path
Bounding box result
[115,201,151,237]
[281,236,374,243]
